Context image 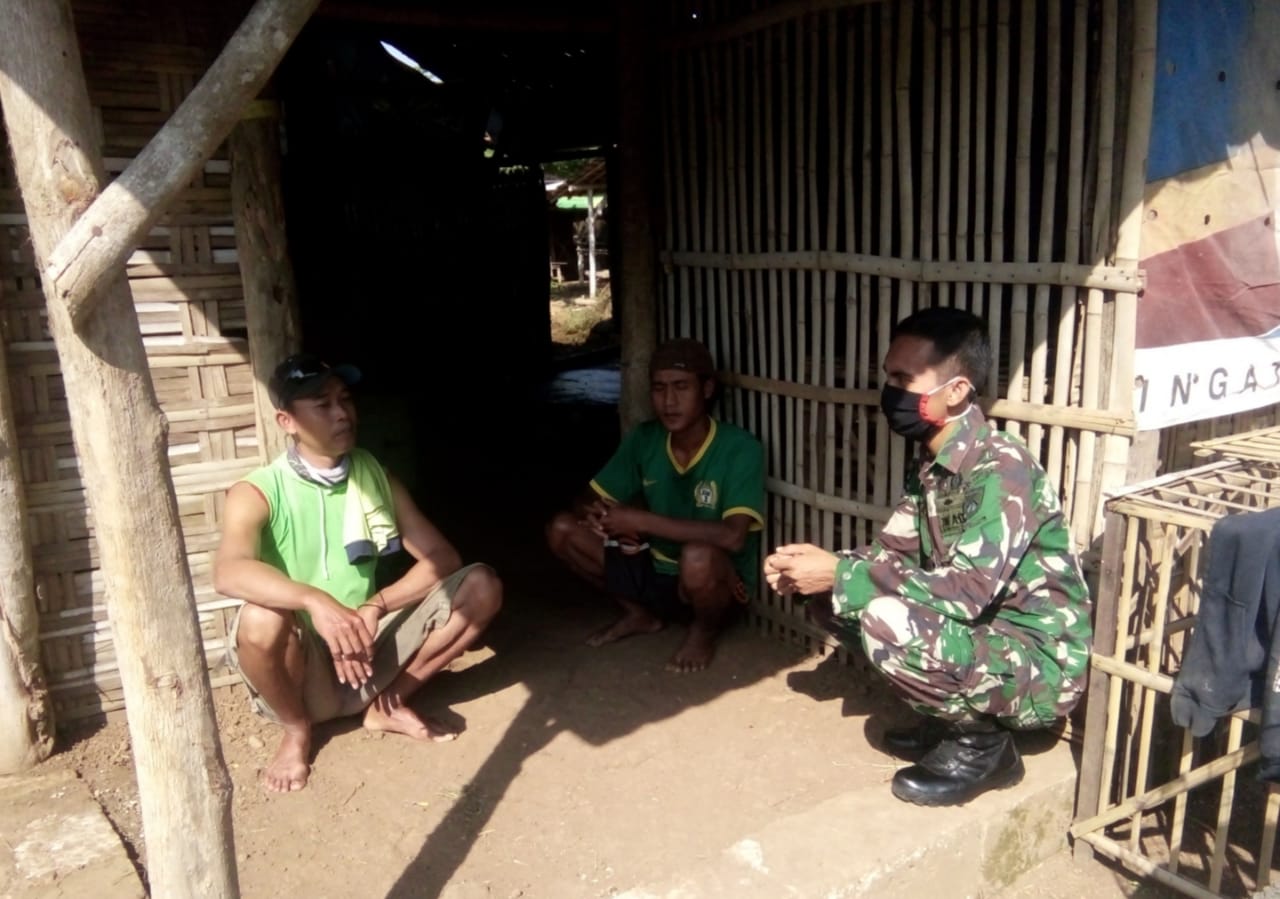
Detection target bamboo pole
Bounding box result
[893,0,916,383]
[1096,515,1140,817]
[660,53,677,343]
[953,0,972,312]
[728,35,747,428]
[855,11,873,546]
[919,3,936,309]
[228,100,301,463]
[822,11,838,551]
[1258,787,1280,888]
[1049,0,1090,509]
[988,0,1011,402]
[773,21,793,545]
[686,43,704,342]
[0,313,54,774]
[1167,728,1194,875]
[750,26,766,439]
[875,2,895,512]
[658,249,1141,290]
[1026,0,1063,462]
[839,11,857,549]
[0,2,238,895]
[1128,528,1177,853]
[1208,715,1245,893]
[1077,832,1222,899]
[1098,0,1158,522]
[1004,0,1035,441]
[1071,739,1262,839]
[757,26,778,548]
[934,2,952,310]
[971,0,989,325]
[800,16,817,542]
[671,51,692,338]
[705,44,729,408]
[1073,0,1118,544]
[715,372,1137,434]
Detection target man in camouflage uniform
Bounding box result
[764,307,1092,806]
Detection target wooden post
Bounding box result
[586,188,598,300]
[0,2,238,896]
[617,0,659,432]
[0,320,54,773]
[229,99,302,463]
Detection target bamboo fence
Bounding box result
[657,0,1145,648]
[0,0,257,723]
[1072,453,1280,896]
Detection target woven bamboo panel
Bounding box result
[0,0,258,724]
[1074,459,1280,896]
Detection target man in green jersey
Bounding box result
[764,308,1092,807]
[547,339,765,672]
[214,353,502,793]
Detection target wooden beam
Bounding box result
[316,2,611,34]
[0,1,238,895]
[616,0,659,432]
[228,99,302,462]
[659,249,1143,293]
[41,0,322,331]
[0,281,54,773]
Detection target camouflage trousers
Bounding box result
[841,596,1084,730]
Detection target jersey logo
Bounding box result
[643,478,658,487]
[694,480,718,509]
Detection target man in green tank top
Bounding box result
[214,354,502,793]
[547,339,765,672]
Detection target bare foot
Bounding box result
[666,625,718,673]
[261,727,311,793]
[363,703,458,742]
[586,609,663,647]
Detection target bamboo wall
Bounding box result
[656,0,1144,645]
[0,0,256,723]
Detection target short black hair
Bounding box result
[890,307,992,395]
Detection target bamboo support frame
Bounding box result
[657,0,1153,720]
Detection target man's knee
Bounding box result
[858,595,919,664]
[679,541,721,583]
[546,511,579,556]
[455,564,503,622]
[235,603,295,654]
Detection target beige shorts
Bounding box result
[227,563,484,724]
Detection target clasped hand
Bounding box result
[763,543,839,596]
[584,499,644,543]
[308,595,379,688]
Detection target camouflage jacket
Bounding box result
[833,406,1092,667]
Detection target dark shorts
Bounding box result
[602,542,693,623]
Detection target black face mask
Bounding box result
[880,384,937,441]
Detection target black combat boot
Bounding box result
[890,720,1024,807]
[881,716,950,757]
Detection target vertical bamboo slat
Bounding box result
[874,4,894,512]
[1027,0,1063,466]
[988,0,1011,400]
[955,0,973,314]
[1050,0,1089,515]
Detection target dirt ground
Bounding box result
[50,584,908,898]
[29,357,1182,899]
[549,275,616,360]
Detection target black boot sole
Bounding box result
[890,757,1026,807]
